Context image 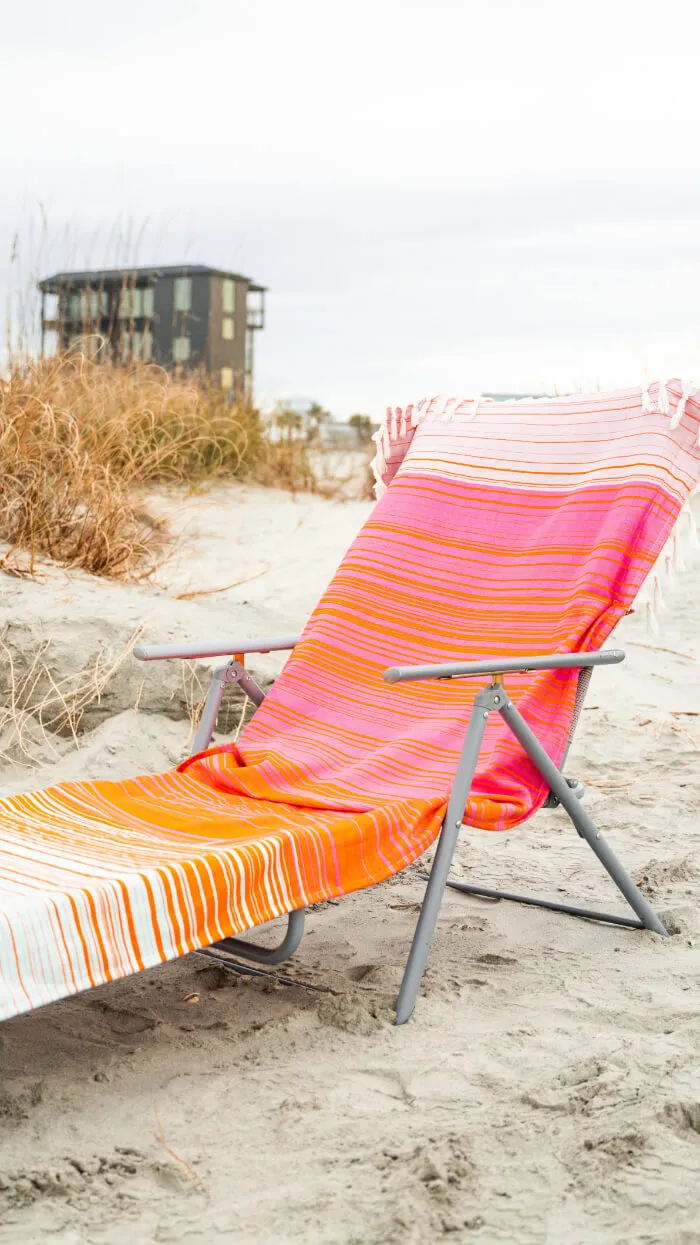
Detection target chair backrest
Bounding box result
[232,381,700,830]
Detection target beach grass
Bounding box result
[0,349,317,579]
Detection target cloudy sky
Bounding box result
[2,0,699,416]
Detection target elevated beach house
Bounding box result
[38,264,266,398]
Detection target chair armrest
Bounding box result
[383,649,625,684]
[134,634,301,662]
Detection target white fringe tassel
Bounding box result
[642,375,700,446]
[641,370,652,412]
[670,378,694,429]
[371,398,433,498]
[372,393,486,496]
[634,495,699,635]
[642,375,698,433]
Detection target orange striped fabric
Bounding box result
[0,379,698,1019]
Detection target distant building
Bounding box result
[483,392,543,401]
[319,420,364,448]
[37,264,266,398]
[265,400,376,448]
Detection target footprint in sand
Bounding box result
[377,1134,480,1237]
[0,1148,150,1210]
[662,1101,700,1137]
[0,1081,43,1124]
[88,999,158,1036]
[522,1056,629,1115]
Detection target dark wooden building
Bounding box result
[37,264,266,397]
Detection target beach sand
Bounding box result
[0,484,698,1244]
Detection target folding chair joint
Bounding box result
[212,908,306,967]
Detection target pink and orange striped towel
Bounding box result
[0,379,698,1019]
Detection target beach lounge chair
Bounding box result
[1,380,698,1025]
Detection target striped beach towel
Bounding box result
[0,380,698,1019]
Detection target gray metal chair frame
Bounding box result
[137,635,307,968]
[135,637,668,1022]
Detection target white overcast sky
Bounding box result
[2,0,699,416]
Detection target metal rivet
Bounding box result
[494,695,500,704]
[483,711,488,718]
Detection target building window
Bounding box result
[220,367,234,390]
[130,329,154,362]
[173,277,192,312]
[222,317,235,340]
[222,279,235,313]
[68,290,107,320]
[172,335,191,362]
[44,293,59,319]
[80,291,102,318]
[118,287,153,319]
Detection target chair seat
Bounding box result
[0,767,445,1020]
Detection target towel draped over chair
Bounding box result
[0,380,698,1019]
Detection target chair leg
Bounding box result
[500,697,668,936]
[212,908,306,966]
[190,661,267,755]
[191,663,230,754]
[395,685,499,1025]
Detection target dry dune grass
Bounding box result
[0,630,143,769]
[0,350,317,578]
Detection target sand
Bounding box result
[0,483,698,1244]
